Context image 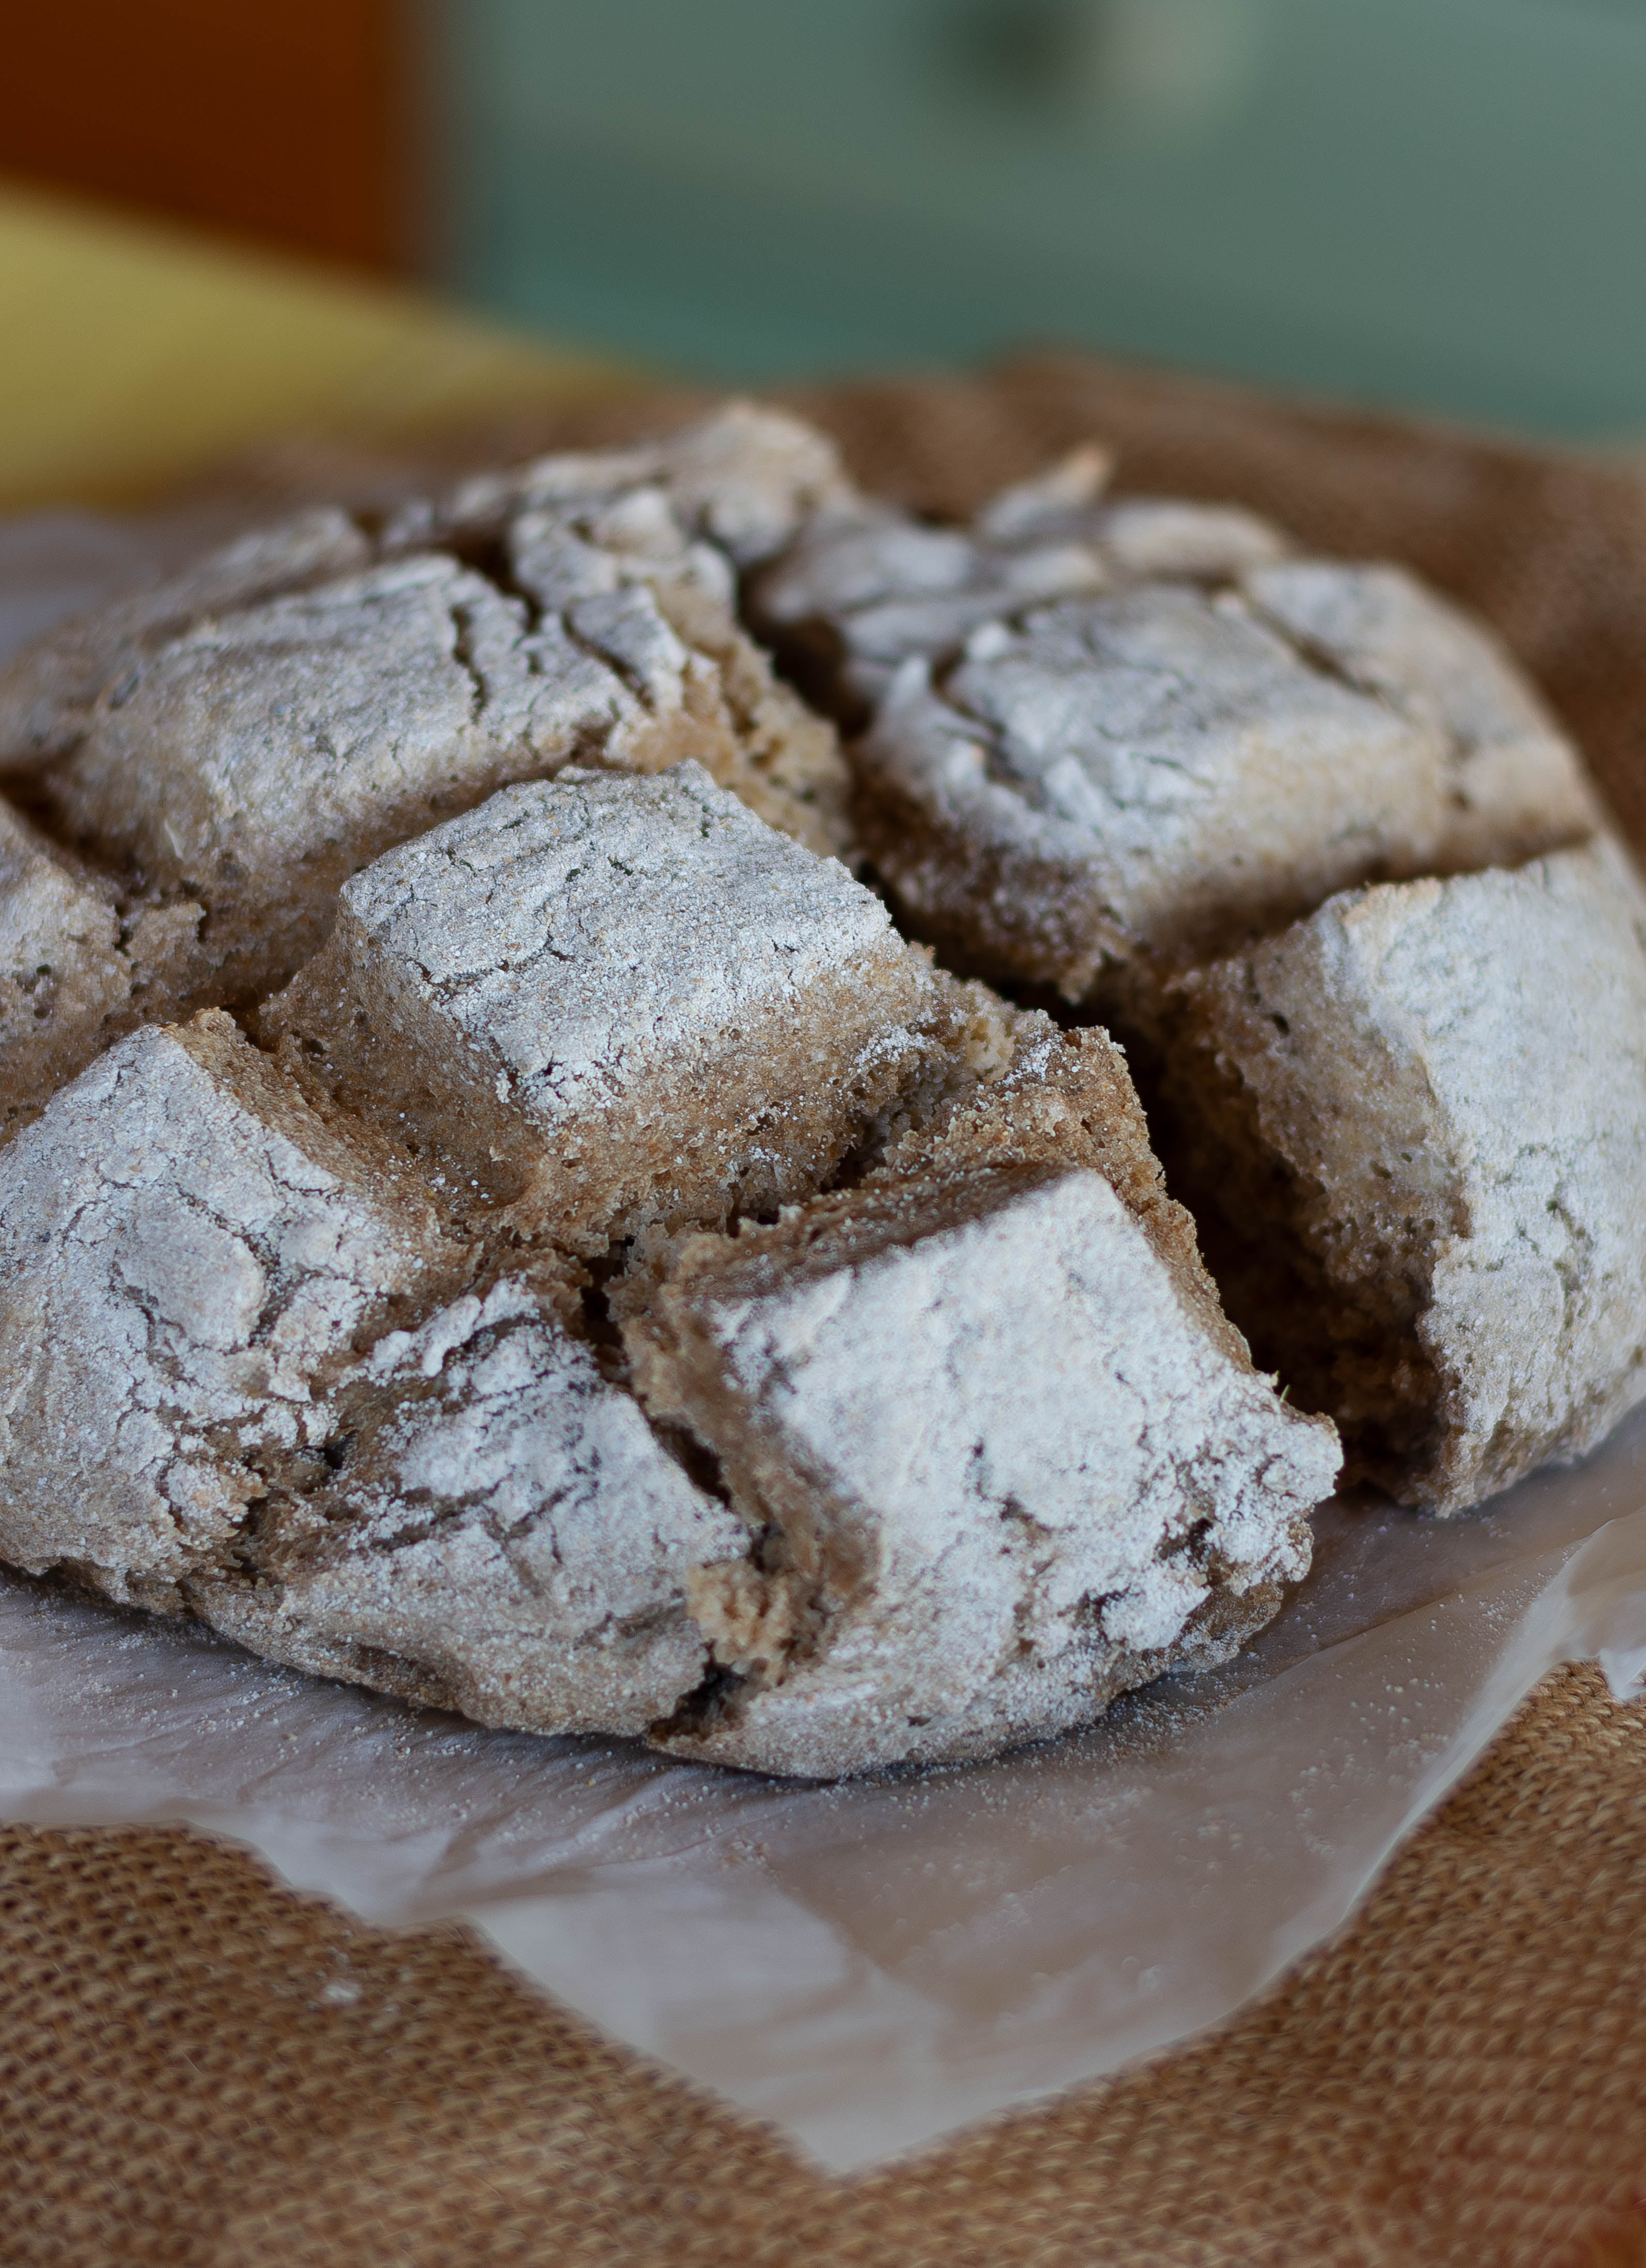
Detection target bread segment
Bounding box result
[856,586,1449,1011]
[1158,840,1646,1512]
[751,452,1597,1022]
[264,765,950,1252]
[852,573,1596,1018]
[621,1164,1337,1777]
[0,1012,467,1604]
[386,400,856,857]
[35,554,683,999]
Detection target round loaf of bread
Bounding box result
[5,408,1637,1771]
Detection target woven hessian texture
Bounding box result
[5,356,1646,2266]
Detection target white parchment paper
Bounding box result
[4,513,1646,2172]
[1,1423,1643,2170]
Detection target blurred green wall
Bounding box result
[429,0,1646,437]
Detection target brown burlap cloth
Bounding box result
[6,355,1646,2268]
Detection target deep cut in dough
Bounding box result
[33,547,844,1006]
[196,1277,748,1737]
[384,398,855,856]
[1157,839,1646,1512]
[0,795,205,1140]
[383,398,859,574]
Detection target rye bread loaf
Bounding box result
[41,408,1646,1763]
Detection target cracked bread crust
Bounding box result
[749,444,1289,723]
[383,399,859,574]
[407,403,855,857]
[851,574,1597,1020]
[1157,839,1646,1513]
[0,410,853,1065]
[27,550,847,1010]
[502,514,850,861]
[0,506,372,771]
[857,576,1605,1020]
[195,1279,747,1737]
[33,554,674,998]
[0,1012,469,1601]
[752,448,1597,1020]
[261,764,952,1252]
[620,1164,1336,1778]
[854,587,1440,1009]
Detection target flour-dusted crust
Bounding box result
[264,764,957,1252]
[855,588,1444,1012]
[621,1164,1336,1777]
[1159,839,1646,1512]
[0,412,852,1075]
[0,506,372,770]
[389,399,855,856]
[751,451,1597,1021]
[197,1279,747,1736]
[850,576,1597,1018]
[383,398,859,574]
[0,406,848,787]
[749,444,1288,721]
[0,1012,467,1603]
[1241,560,1596,875]
[39,555,608,995]
[0,1012,744,1727]
[33,547,843,1009]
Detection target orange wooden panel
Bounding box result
[0,0,404,270]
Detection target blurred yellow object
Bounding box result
[0,181,635,514]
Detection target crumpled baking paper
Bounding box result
[3,512,1646,2173]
